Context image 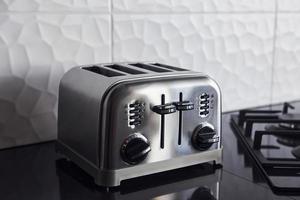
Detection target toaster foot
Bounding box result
[213,160,223,169]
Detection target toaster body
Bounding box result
[57,62,222,187]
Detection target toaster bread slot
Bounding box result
[161,94,165,149]
[172,93,194,145]
[152,94,177,149]
[130,63,172,73]
[151,63,188,71]
[83,66,125,77]
[178,93,183,145]
[105,64,146,75]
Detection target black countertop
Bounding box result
[1,102,300,200]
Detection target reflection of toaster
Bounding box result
[57,159,221,200]
[57,62,222,187]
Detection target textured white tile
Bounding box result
[113,14,274,111]
[278,0,300,11]
[0,14,111,149]
[113,0,275,12]
[0,0,109,12]
[272,14,300,104]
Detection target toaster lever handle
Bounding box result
[152,104,177,115]
[173,101,194,111]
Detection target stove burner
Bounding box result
[277,136,300,147]
[279,122,300,130]
[265,125,300,147]
[292,146,300,159]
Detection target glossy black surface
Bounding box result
[1,102,300,200]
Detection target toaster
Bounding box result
[56,62,222,187]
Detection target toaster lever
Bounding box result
[173,101,194,111]
[152,95,177,149]
[152,104,176,115]
[173,93,194,145]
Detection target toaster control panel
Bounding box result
[152,93,195,148]
[127,101,145,128]
[199,93,211,117]
[121,91,219,165]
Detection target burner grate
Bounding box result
[230,103,300,195]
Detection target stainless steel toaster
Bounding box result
[56,62,222,187]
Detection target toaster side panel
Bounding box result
[57,68,114,166]
[100,74,221,170]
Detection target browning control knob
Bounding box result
[192,123,219,151]
[120,133,151,165]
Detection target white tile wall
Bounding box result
[0,14,111,149]
[113,14,274,111]
[1,0,110,12]
[278,0,300,11]
[113,0,275,12]
[272,13,300,104]
[0,0,299,149]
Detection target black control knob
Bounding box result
[192,124,219,151]
[120,133,151,165]
[190,187,216,200]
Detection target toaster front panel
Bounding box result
[102,76,221,169]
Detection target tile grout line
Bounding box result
[109,11,297,15]
[270,0,279,105]
[2,10,300,15]
[110,0,114,62]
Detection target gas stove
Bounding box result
[230,102,300,195]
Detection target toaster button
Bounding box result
[200,111,209,116]
[200,100,209,104]
[200,105,209,110]
[200,93,209,99]
[129,114,141,120]
[129,102,144,108]
[152,103,176,115]
[129,121,141,126]
[129,109,142,114]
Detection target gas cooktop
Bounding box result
[231,102,300,195]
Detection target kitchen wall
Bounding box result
[0,0,299,149]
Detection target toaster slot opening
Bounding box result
[172,93,194,145]
[83,66,125,77]
[152,94,177,149]
[151,63,188,71]
[130,63,171,73]
[178,92,183,145]
[161,94,165,149]
[105,64,146,75]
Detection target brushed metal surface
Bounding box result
[101,75,221,169]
